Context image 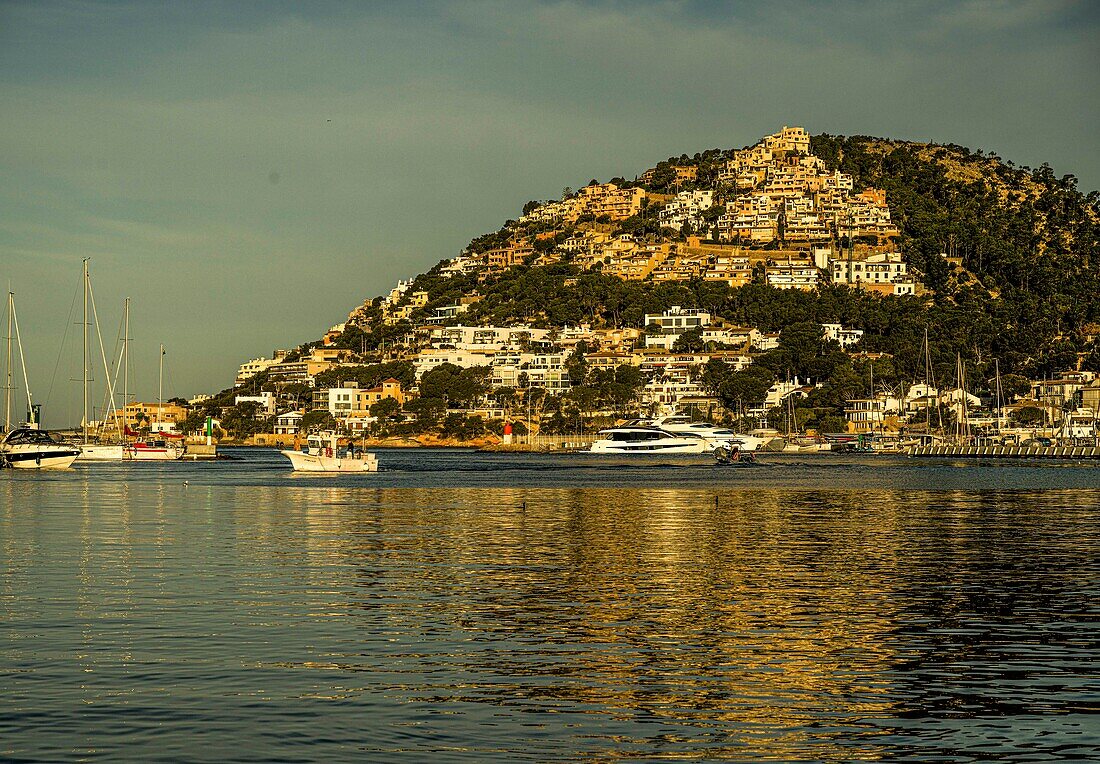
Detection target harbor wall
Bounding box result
[909,445,1100,459]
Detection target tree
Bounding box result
[177,410,206,436]
[672,326,705,352]
[1011,406,1047,426]
[1000,374,1032,400]
[419,364,489,406]
[299,410,336,433]
[564,343,589,386]
[369,398,401,421]
[403,396,446,427]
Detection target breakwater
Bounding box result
[909,444,1100,459]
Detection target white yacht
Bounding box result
[642,415,767,452]
[1,427,81,469]
[282,432,378,472]
[589,426,707,454]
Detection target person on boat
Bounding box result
[714,443,755,465]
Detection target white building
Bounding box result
[640,379,709,411]
[657,190,715,231]
[428,325,551,351]
[643,307,712,332]
[235,352,287,385]
[829,252,916,295]
[821,323,864,348]
[314,384,357,418]
[273,411,303,435]
[234,391,276,415]
[765,261,820,290]
[413,347,496,378]
[490,352,572,392]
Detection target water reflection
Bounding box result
[1,467,1097,761]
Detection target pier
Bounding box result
[909,445,1100,459]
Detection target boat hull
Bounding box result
[128,445,185,461]
[589,442,706,454]
[77,444,129,461]
[281,449,378,472]
[3,447,80,469]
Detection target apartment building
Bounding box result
[821,323,864,348]
[644,307,712,332]
[657,190,715,231]
[765,260,820,290]
[829,251,916,295]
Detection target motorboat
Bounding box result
[1,427,80,469]
[714,442,757,465]
[641,415,767,452]
[128,439,186,461]
[589,426,707,454]
[281,432,378,472]
[2,292,78,468]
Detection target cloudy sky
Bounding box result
[1,0,1097,424]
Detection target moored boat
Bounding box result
[281,432,378,472]
[78,443,130,461]
[1,427,80,469]
[641,415,767,452]
[589,426,707,454]
[128,439,186,460]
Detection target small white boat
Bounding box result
[590,426,707,454]
[281,432,378,472]
[1,427,81,469]
[128,439,186,461]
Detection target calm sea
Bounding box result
[2,449,1098,762]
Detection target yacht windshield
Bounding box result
[3,428,58,446]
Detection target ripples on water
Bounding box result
[1,450,1098,762]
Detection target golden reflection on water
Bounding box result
[207,486,920,756]
[2,474,1096,761]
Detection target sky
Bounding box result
[1,0,1097,426]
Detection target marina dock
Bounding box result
[909,445,1100,459]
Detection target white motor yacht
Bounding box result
[643,415,767,452]
[589,426,707,454]
[1,427,81,469]
[282,432,378,472]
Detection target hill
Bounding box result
[332,129,1098,382]
[206,126,1099,440]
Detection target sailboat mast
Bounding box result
[994,359,1003,435]
[82,259,89,444]
[923,328,930,435]
[158,343,164,430]
[870,361,876,435]
[4,291,12,432]
[123,298,130,409]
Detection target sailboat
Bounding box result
[1,291,80,469]
[75,261,130,460]
[127,344,185,461]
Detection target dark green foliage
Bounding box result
[440,414,486,440]
[702,360,775,409]
[418,364,489,406]
[403,396,446,426]
[299,410,336,433]
[313,361,415,390]
[369,397,401,420]
[671,326,705,352]
[1011,406,1047,426]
